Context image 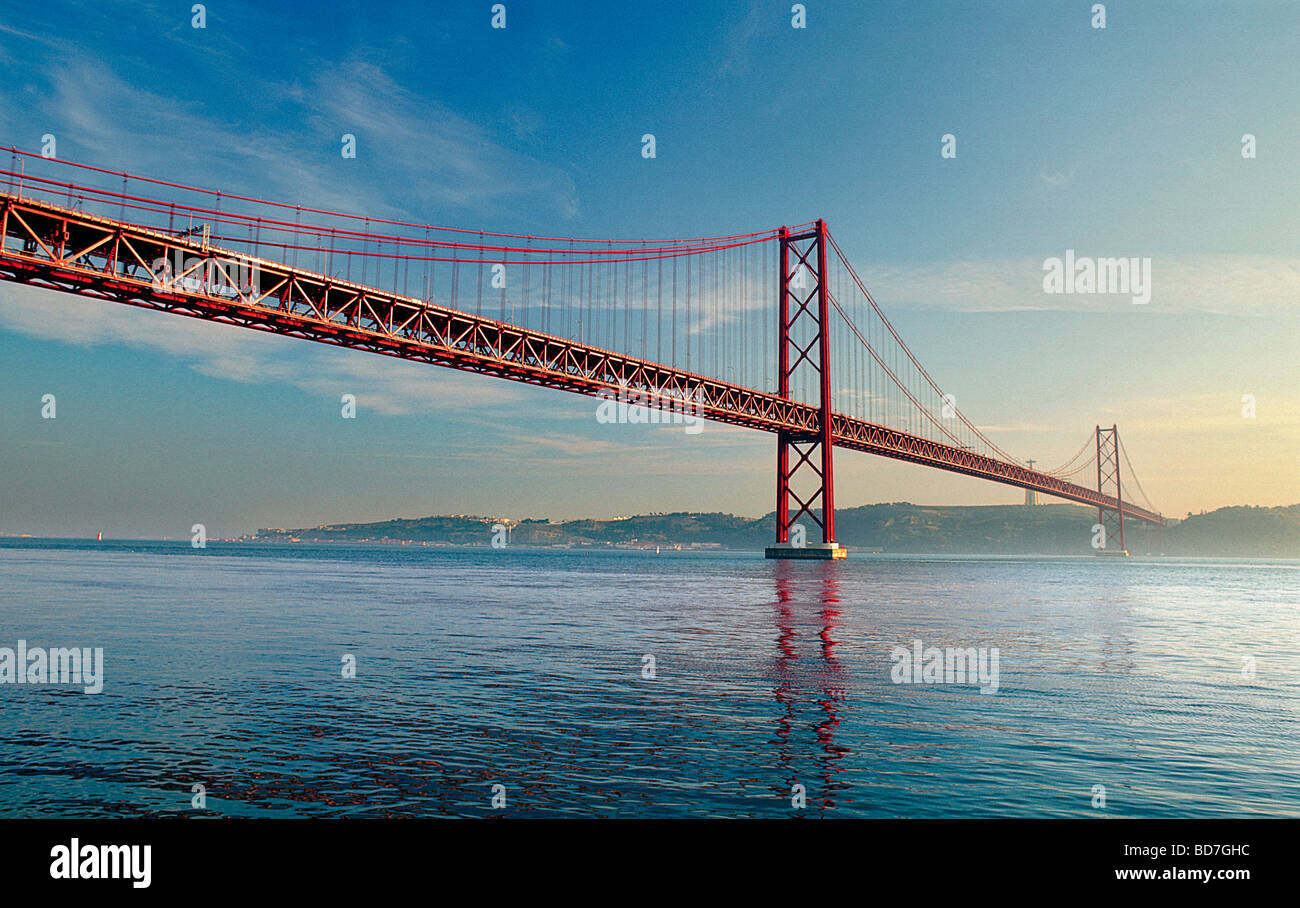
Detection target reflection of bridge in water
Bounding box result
[772,562,850,811]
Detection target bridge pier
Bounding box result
[765,542,847,560]
[767,221,845,560]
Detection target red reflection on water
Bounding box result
[771,560,850,812]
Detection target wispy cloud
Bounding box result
[0,283,526,415]
[300,60,578,218]
[496,423,763,475]
[714,2,765,79]
[850,254,1300,315]
[0,30,577,223]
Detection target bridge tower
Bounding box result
[766,220,846,560]
[1095,424,1128,555]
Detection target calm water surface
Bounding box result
[1,540,1297,818]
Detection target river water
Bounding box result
[1,540,1296,817]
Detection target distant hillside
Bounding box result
[252,502,1300,557]
[1163,504,1300,557]
[253,511,764,549]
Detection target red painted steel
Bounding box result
[1096,425,1128,550]
[815,220,835,542]
[0,191,1165,527]
[773,223,838,543]
[775,227,791,542]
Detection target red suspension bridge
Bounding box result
[0,148,1163,557]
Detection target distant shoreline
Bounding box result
[243,502,1300,558]
[4,537,1300,564]
[5,502,1296,558]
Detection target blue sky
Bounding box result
[1,0,1296,538]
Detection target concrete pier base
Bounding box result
[764,543,847,560]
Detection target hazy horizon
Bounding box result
[3,499,1295,544]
